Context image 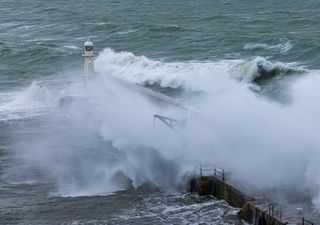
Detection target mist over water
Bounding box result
[95,49,320,209]
[7,48,320,209]
[1,0,320,224]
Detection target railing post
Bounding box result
[302,217,314,225]
[268,204,271,215]
[278,205,282,219]
[222,169,225,181]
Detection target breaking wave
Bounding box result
[95,48,305,94]
[0,81,59,121]
[0,49,304,122]
[93,48,320,213]
[232,56,305,83]
[7,47,320,215]
[243,39,293,53]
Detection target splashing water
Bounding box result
[2,48,319,219]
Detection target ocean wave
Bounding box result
[133,23,194,33]
[243,39,293,53]
[95,48,305,93]
[118,194,239,224]
[95,48,233,93]
[200,14,229,21]
[116,29,140,35]
[0,81,59,121]
[232,56,305,83]
[149,24,181,32]
[62,45,79,50]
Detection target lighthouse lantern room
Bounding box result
[83,38,94,76]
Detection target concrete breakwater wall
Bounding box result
[190,175,252,208]
[190,176,288,225]
[239,202,286,225]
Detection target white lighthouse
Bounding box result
[82,38,94,76]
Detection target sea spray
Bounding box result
[0,81,60,121]
[7,48,320,212]
[95,49,320,210]
[95,48,304,94]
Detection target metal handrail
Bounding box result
[195,163,225,181]
[214,167,225,181]
[268,203,282,220]
[302,217,314,225]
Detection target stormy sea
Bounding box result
[1,0,320,224]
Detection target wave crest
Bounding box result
[95,48,305,93]
[0,81,59,121]
[243,39,293,53]
[232,56,305,83]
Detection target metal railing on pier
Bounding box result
[194,163,225,181]
[302,217,315,225]
[268,203,282,221]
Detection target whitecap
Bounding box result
[0,81,59,121]
[94,48,303,94]
[244,39,293,53]
[63,45,79,50]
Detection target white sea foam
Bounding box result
[9,48,320,214]
[63,45,79,50]
[95,48,302,93]
[94,48,320,212]
[0,81,59,121]
[95,48,239,93]
[116,29,140,35]
[231,56,303,82]
[244,39,293,53]
[115,193,238,225]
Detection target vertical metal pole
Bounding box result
[302,217,304,225]
[255,208,258,225]
[279,206,282,219]
[200,164,202,177]
[222,169,225,181]
[280,209,282,219]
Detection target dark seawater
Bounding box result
[1,0,320,224]
[1,0,320,89]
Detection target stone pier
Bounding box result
[190,176,289,225]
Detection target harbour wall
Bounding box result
[190,176,288,225]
